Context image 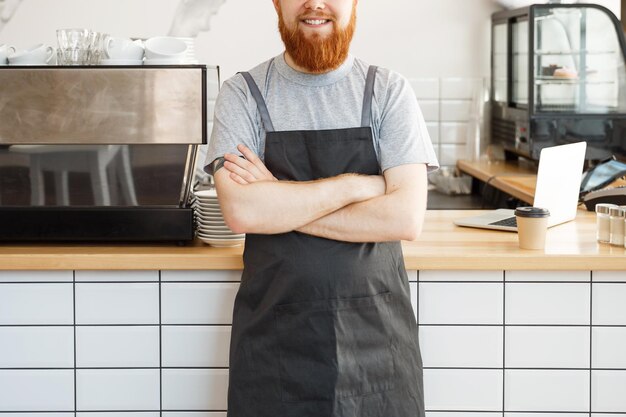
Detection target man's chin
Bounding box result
[298,28,332,42]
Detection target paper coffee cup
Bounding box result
[515,207,550,250]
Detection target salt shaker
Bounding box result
[609,206,625,246]
[596,203,617,243]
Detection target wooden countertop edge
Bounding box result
[0,253,245,270]
[0,253,622,271]
[405,256,621,270]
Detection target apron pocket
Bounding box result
[274,291,396,402]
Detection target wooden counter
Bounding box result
[1,210,624,270]
[457,159,537,204]
[458,158,626,205]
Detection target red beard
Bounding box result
[277,3,356,74]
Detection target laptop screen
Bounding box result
[533,141,587,227]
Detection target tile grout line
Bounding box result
[159,270,163,417]
[589,271,593,417]
[73,270,77,416]
[503,270,506,417]
[416,270,420,328]
[417,269,422,413]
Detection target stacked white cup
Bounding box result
[7,44,55,66]
[101,37,145,66]
[144,37,188,65]
[0,44,15,65]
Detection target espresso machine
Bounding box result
[0,65,215,242]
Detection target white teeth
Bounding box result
[304,19,328,25]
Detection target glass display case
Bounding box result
[491,4,626,162]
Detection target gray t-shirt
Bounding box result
[204,53,439,175]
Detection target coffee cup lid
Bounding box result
[514,206,550,218]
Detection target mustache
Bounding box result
[298,13,336,21]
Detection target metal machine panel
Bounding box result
[0,66,206,144]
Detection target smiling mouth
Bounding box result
[302,19,331,26]
[299,15,334,27]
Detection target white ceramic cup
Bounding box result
[9,44,55,65]
[144,36,187,60]
[0,44,16,65]
[104,37,144,60]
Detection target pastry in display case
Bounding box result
[491,3,626,162]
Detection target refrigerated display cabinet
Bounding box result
[491,3,626,161]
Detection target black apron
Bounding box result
[227,65,425,417]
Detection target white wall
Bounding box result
[2,0,622,79]
[1,0,619,81]
[0,0,503,81]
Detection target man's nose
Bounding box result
[304,0,326,10]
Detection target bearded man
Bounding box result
[204,1,438,416]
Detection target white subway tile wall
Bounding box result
[424,369,503,411]
[76,326,160,368]
[161,326,231,367]
[75,283,160,325]
[503,414,595,417]
[0,269,625,414]
[76,369,160,411]
[409,78,487,167]
[163,414,226,417]
[505,283,591,325]
[76,414,159,417]
[417,270,626,414]
[505,370,590,411]
[419,282,504,324]
[505,326,590,368]
[420,326,503,368]
[162,369,229,410]
[0,370,74,411]
[0,283,74,325]
[592,371,626,412]
[161,283,238,325]
[0,327,74,368]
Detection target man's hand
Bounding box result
[223,144,277,184]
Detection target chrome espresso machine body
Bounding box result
[0,65,213,242]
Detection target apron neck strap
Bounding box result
[361,65,378,128]
[239,71,276,132]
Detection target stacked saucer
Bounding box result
[193,189,245,247]
[174,37,198,64]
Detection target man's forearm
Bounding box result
[296,189,426,242]
[216,171,386,234]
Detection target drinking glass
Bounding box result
[86,31,107,65]
[56,28,90,65]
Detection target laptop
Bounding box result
[454,141,587,232]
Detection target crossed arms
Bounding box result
[213,144,428,243]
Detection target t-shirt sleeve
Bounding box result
[378,75,439,173]
[203,75,261,176]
